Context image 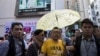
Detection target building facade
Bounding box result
[65,0,90,19]
[89,0,100,26]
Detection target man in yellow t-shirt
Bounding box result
[41,27,66,56]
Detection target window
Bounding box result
[76,2,80,11]
[15,0,51,17]
[93,17,96,21]
[66,1,69,9]
[91,3,94,9]
[96,11,99,16]
[95,5,97,9]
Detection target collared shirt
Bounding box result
[14,38,22,56]
[80,35,98,56]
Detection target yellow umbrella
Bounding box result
[36,9,81,30]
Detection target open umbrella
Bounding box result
[36,9,81,30]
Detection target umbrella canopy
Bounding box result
[36,9,81,30]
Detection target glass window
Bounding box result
[15,0,51,17]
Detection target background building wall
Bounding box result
[89,0,100,26]
[65,0,90,20]
[94,0,100,26]
[78,0,90,19]
[0,0,65,36]
[0,0,91,36]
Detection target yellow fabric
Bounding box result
[41,38,65,56]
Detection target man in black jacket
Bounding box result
[67,19,100,56]
[26,29,45,56]
[7,22,25,56]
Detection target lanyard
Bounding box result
[83,40,92,56]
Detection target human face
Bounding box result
[81,23,93,37]
[94,28,100,38]
[11,25,23,38]
[36,31,45,42]
[51,29,61,40]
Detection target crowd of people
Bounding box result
[0,18,100,56]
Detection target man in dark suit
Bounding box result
[7,22,25,56]
[67,19,100,56]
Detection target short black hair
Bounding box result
[53,27,59,29]
[81,18,94,27]
[11,22,23,29]
[52,27,62,32]
[94,25,98,28]
[34,29,44,36]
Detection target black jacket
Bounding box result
[7,35,25,56]
[26,42,40,56]
[74,36,100,56]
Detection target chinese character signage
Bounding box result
[5,21,37,34]
[5,21,37,40]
